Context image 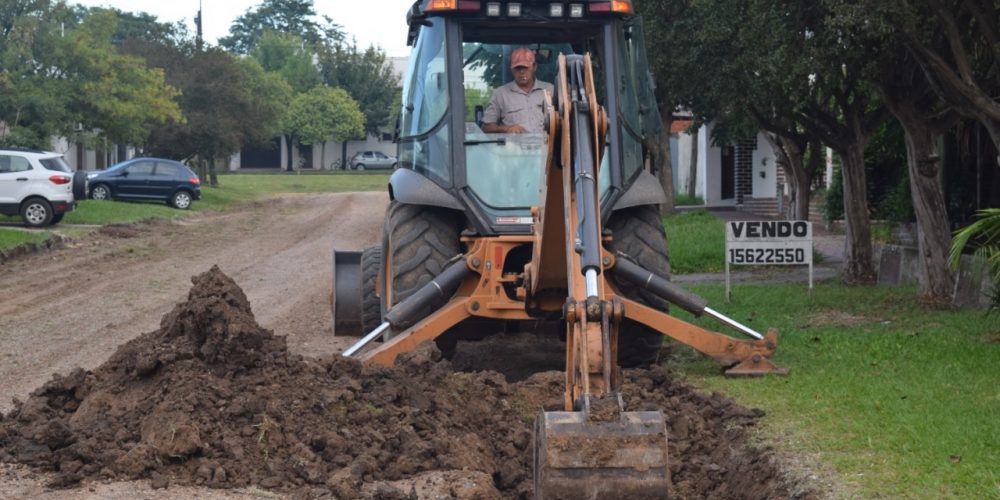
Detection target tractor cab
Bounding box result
[395,0,663,235]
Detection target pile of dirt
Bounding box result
[0,267,808,498]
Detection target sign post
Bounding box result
[725,220,813,301]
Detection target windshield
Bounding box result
[460,39,612,222]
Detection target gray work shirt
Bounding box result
[482,80,554,134]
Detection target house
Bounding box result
[672,122,835,220]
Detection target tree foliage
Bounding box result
[285,86,364,146]
[252,31,320,93]
[219,0,342,55]
[0,3,181,149]
[319,43,400,136]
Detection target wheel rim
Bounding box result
[93,186,108,200]
[357,164,365,171]
[174,193,191,208]
[25,203,47,225]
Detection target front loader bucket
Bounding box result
[534,410,669,499]
[332,249,362,336]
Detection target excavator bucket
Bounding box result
[534,409,669,499]
[331,249,362,335]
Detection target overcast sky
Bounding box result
[71,0,414,57]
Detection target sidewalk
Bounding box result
[672,207,843,284]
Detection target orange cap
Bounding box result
[510,47,535,69]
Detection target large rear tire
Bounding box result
[606,205,671,367]
[381,201,461,355]
[360,245,383,334]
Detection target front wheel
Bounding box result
[21,198,53,227]
[355,164,366,171]
[91,184,111,200]
[381,201,461,355]
[170,191,192,209]
[607,205,671,367]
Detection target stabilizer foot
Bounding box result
[724,355,790,377]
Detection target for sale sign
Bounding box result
[725,220,813,300]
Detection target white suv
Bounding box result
[0,149,84,227]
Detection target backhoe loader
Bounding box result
[332,1,786,497]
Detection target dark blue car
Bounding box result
[88,158,201,209]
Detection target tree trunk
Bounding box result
[687,127,698,199]
[341,141,349,170]
[208,157,219,187]
[896,117,954,302]
[195,157,208,183]
[654,107,675,215]
[765,133,809,220]
[285,135,295,172]
[321,141,327,170]
[838,145,875,284]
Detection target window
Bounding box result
[0,155,32,173]
[155,163,179,177]
[375,152,388,159]
[126,162,155,176]
[39,157,71,173]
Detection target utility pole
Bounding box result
[195,0,203,51]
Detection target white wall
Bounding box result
[675,132,693,196]
[699,124,728,205]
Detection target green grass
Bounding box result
[670,282,1000,499]
[0,171,391,251]
[663,209,726,273]
[0,229,51,250]
[674,192,705,206]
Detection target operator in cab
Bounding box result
[481,47,554,134]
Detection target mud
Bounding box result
[0,267,810,499]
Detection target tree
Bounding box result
[284,86,364,169]
[130,42,289,184]
[830,1,959,302]
[64,10,182,146]
[319,42,400,138]
[0,4,180,149]
[219,0,342,55]
[896,0,1000,162]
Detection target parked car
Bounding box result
[348,151,396,170]
[88,158,201,209]
[0,149,85,227]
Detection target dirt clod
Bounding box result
[1,267,810,498]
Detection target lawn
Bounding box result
[0,171,391,251]
[669,282,999,498]
[664,209,726,274]
[0,229,52,251]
